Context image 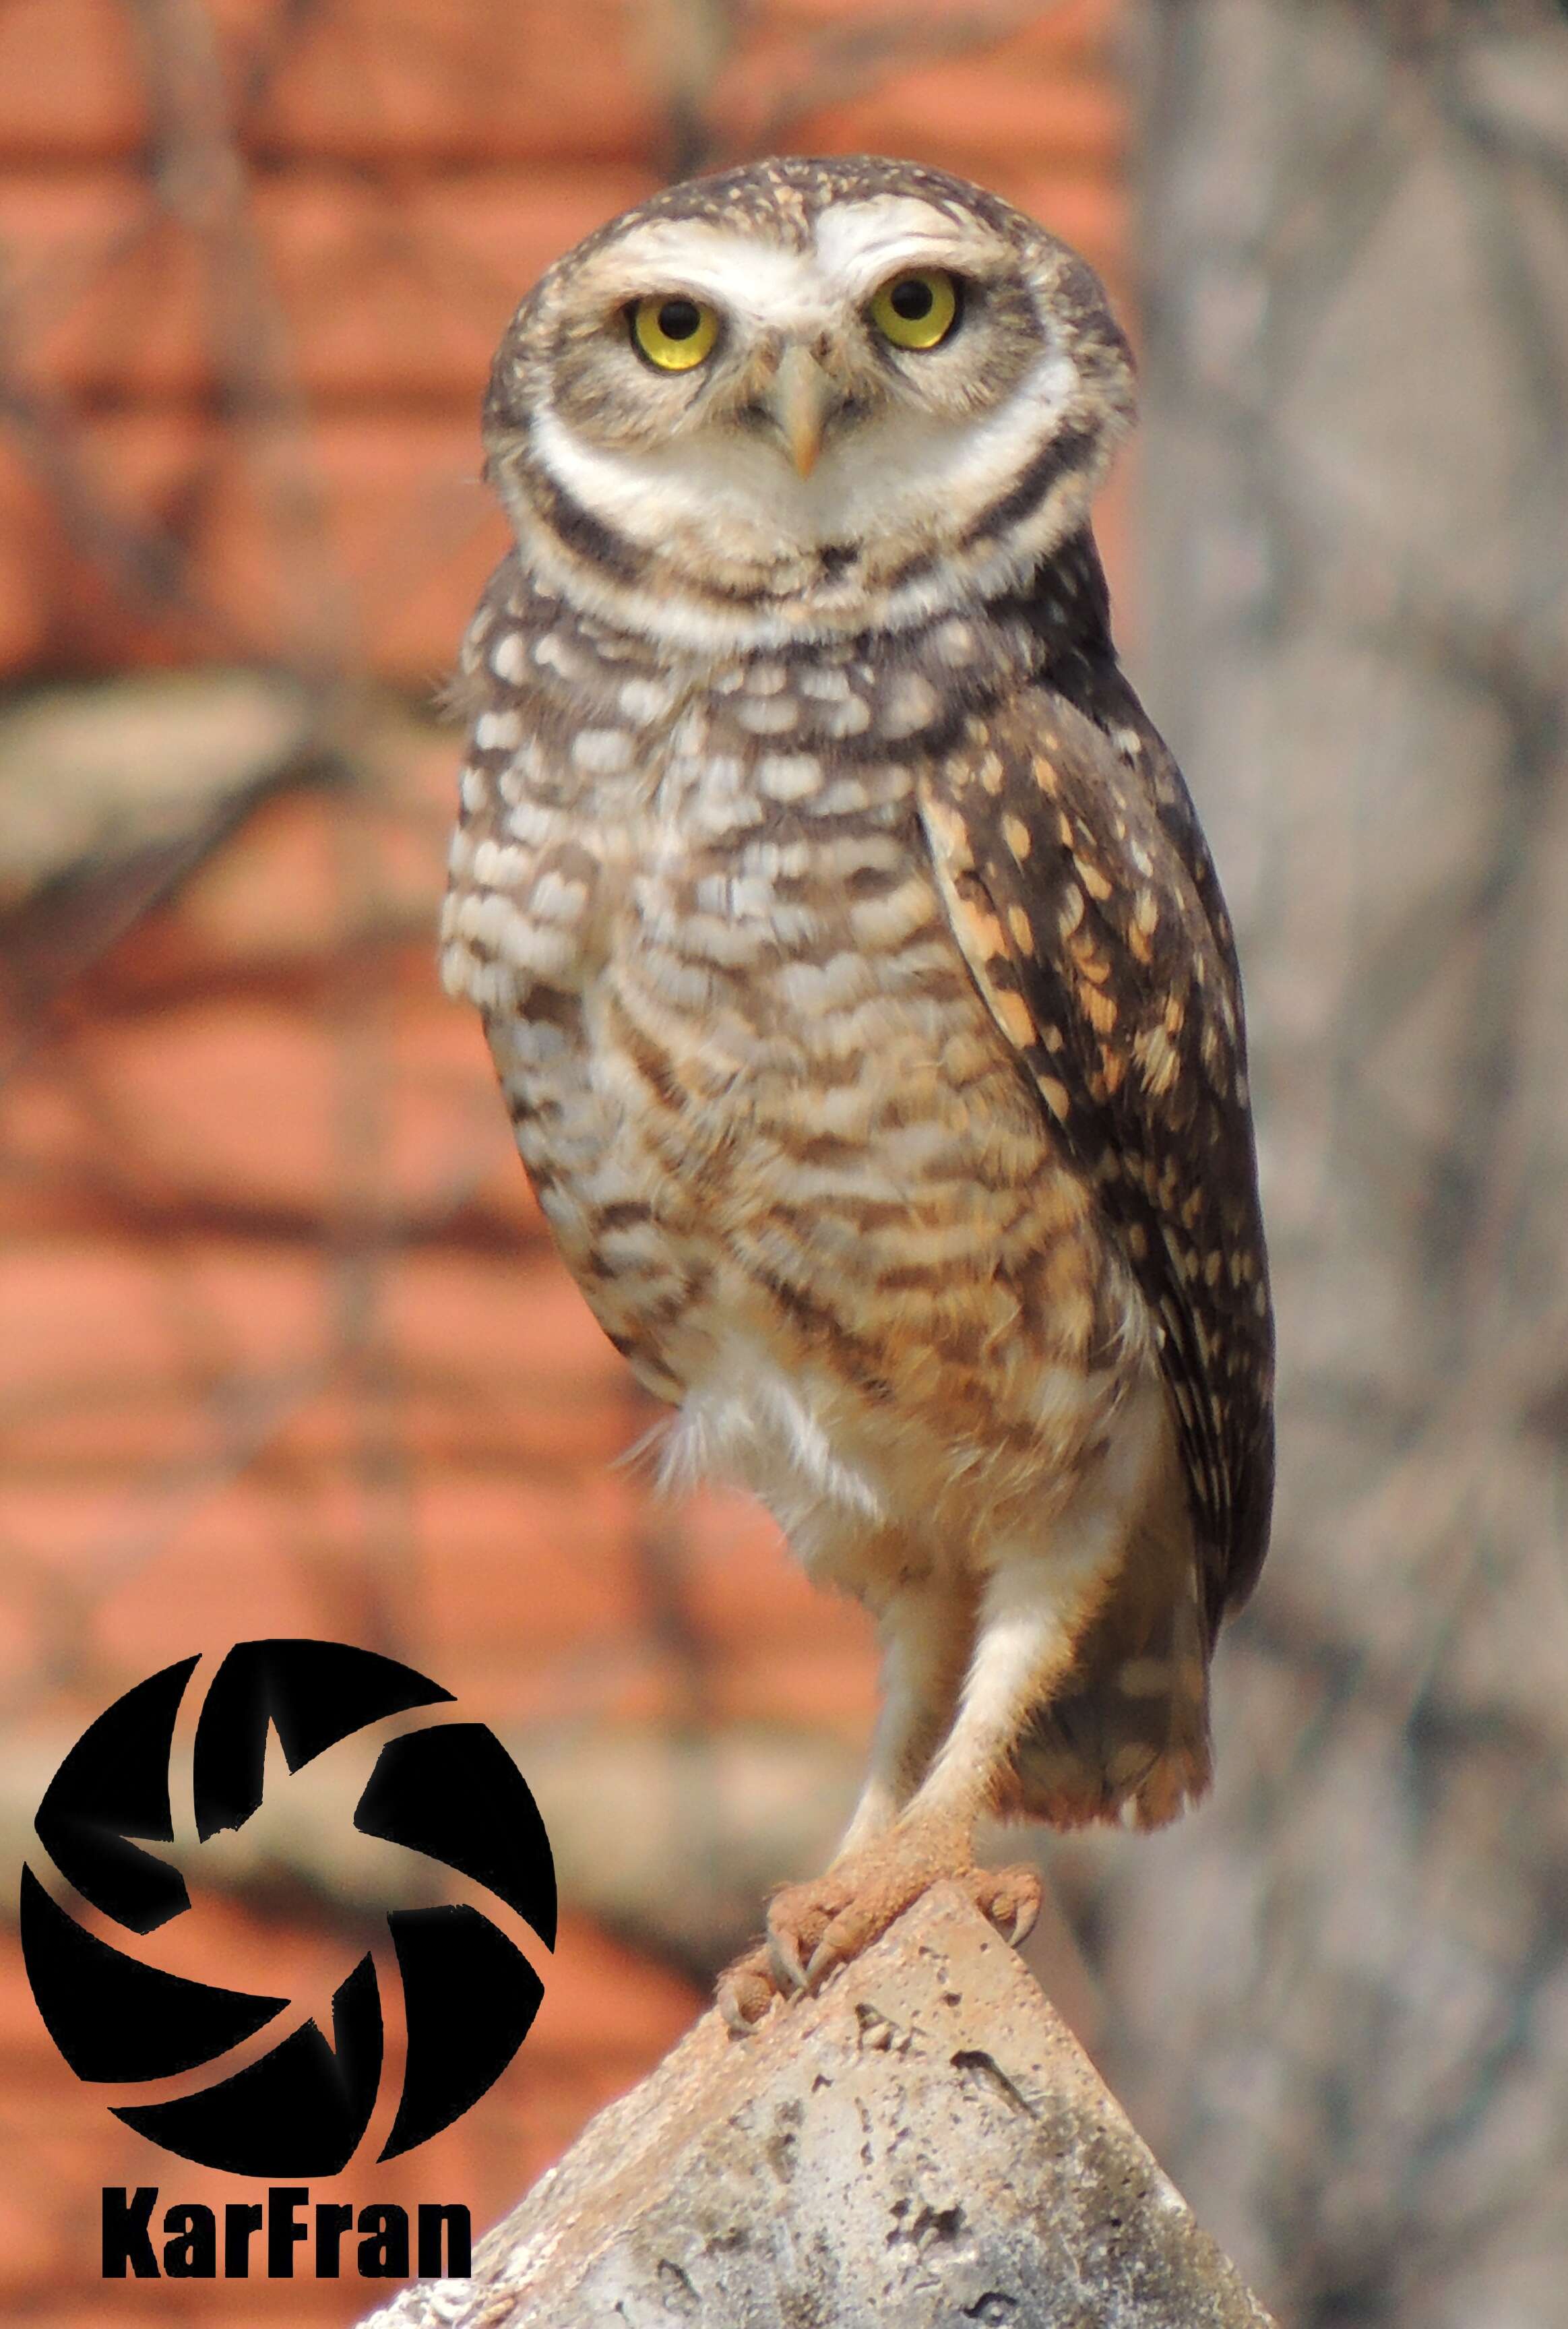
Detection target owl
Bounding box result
[441,156,1274,2027]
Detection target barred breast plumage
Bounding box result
[443,555,1146,1581]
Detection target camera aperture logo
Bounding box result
[20,1638,557,2283]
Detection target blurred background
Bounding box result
[0,1,1565,2322]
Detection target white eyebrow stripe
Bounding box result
[594,222,824,325]
[813,198,986,294]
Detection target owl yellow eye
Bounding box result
[629,294,720,371]
[869,268,960,351]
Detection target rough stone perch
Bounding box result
[363,1884,1274,2328]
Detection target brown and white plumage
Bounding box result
[441,156,1274,2018]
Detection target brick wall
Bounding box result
[0,0,1125,679]
[0,5,1128,2318]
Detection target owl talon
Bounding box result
[981,1863,1042,1948]
[805,1877,915,1987]
[767,1923,811,1995]
[803,1921,866,1992]
[716,1944,782,2035]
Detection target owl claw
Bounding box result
[716,1944,782,2034]
[803,1928,856,1992]
[767,1923,811,1996]
[983,1865,1042,1948]
[1004,1886,1040,1948]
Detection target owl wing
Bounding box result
[916,673,1274,1634]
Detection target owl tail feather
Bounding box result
[1006,1555,1214,1832]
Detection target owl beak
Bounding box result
[770,346,837,478]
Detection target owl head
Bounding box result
[484,156,1134,650]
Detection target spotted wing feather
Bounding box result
[917,683,1274,1634]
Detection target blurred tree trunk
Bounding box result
[1105,5,1568,2324]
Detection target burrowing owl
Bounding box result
[442,156,1274,2025]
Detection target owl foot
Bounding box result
[716,1828,1041,2032]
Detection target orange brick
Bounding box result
[88,1491,340,1674]
[0,2155,63,2297]
[414,1468,649,1701]
[0,0,656,166]
[720,0,1118,160]
[0,0,146,161]
[229,0,660,166]
[0,1237,328,1398]
[156,783,353,964]
[259,1367,629,1484]
[51,766,455,991]
[3,997,519,1241]
[0,166,653,406]
[772,0,1110,46]
[0,0,1130,691]
[0,447,59,671]
[528,1911,699,2055]
[678,1484,873,1669]
[0,1592,38,1701]
[72,999,359,1218]
[0,1378,214,1481]
[379,1246,624,1401]
[0,409,507,679]
[191,412,506,680]
[790,64,1121,184]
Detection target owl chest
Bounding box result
[484,764,1113,1423]
[491,775,982,1218]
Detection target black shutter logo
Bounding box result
[21,1640,556,2177]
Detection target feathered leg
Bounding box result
[720,1378,1179,2027]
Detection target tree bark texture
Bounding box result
[1102,7,1568,2323]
